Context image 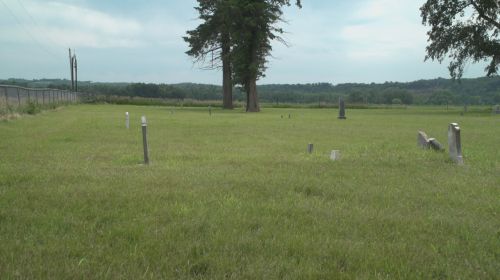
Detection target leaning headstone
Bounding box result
[448,123,463,164]
[428,138,444,151]
[338,98,346,119]
[330,150,341,161]
[417,131,430,149]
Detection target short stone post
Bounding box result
[142,116,149,165]
[494,105,500,114]
[307,143,314,154]
[125,112,130,129]
[330,150,341,161]
[448,123,463,164]
[338,97,346,119]
[208,105,212,116]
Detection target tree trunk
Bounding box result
[221,36,233,109]
[246,77,260,112]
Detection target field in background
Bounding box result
[0,105,498,278]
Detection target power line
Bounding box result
[16,0,61,48]
[0,0,59,58]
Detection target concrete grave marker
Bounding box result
[338,98,346,119]
[125,112,130,129]
[417,131,430,149]
[330,150,341,161]
[448,123,463,164]
[142,116,150,165]
[428,138,444,151]
[307,143,314,154]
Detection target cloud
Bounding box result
[340,0,427,61]
[1,0,145,48]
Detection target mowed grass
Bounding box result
[0,105,498,279]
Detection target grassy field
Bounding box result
[0,105,498,279]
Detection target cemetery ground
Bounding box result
[0,104,498,279]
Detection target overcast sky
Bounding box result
[0,0,489,85]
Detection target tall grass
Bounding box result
[0,105,498,278]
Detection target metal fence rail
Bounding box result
[0,85,79,111]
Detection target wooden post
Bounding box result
[17,88,21,107]
[42,91,45,104]
[3,87,7,108]
[208,105,212,116]
[142,116,149,165]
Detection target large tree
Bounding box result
[184,0,234,109]
[230,0,301,112]
[421,0,500,79]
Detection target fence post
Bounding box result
[42,91,45,104]
[17,88,21,107]
[3,87,7,108]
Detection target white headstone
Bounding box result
[330,150,341,161]
[125,112,129,129]
[448,123,463,164]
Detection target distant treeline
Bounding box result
[1,77,499,105]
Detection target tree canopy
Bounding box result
[421,0,500,79]
[185,0,301,112]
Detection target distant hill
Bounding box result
[1,77,499,105]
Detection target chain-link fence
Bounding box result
[0,85,79,113]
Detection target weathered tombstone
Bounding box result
[307,143,313,154]
[417,131,430,149]
[330,150,341,161]
[428,138,444,151]
[338,97,346,119]
[125,112,129,129]
[448,123,463,164]
[141,116,149,165]
[495,105,500,114]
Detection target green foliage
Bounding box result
[23,102,41,115]
[421,0,500,78]
[0,105,498,278]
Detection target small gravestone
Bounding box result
[338,98,346,119]
[307,143,313,154]
[495,105,500,114]
[417,131,430,149]
[330,150,341,161]
[208,105,212,116]
[448,123,463,164]
[428,138,444,151]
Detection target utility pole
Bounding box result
[69,48,74,91]
[73,55,78,92]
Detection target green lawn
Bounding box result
[0,105,498,279]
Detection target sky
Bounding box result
[0,0,490,85]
